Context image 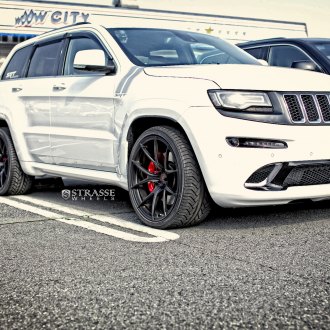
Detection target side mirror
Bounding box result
[73,49,115,74]
[291,61,321,72]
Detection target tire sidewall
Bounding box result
[0,128,14,195]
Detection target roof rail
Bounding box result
[39,22,92,37]
[237,37,286,45]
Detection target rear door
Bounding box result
[1,39,64,164]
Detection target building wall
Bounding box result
[0,0,308,67]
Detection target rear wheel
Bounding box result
[0,128,33,196]
[128,126,211,229]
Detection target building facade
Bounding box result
[0,0,308,67]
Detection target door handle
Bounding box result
[53,83,66,91]
[12,87,22,93]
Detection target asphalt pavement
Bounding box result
[0,179,329,329]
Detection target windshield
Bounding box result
[107,28,260,67]
[314,42,330,60]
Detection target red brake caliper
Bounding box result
[148,161,157,192]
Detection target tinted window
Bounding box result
[244,47,268,60]
[28,40,63,77]
[107,28,260,67]
[269,45,310,68]
[314,42,330,60]
[192,43,243,64]
[64,37,109,75]
[2,45,33,80]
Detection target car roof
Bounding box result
[237,37,330,47]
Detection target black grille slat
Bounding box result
[246,165,275,184]
[283,165,330,187]
[301,95,319,122]
[316,95,330,122]
[284,95,304,122]
[246,162,330,190]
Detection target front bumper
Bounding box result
[180,106,330,207]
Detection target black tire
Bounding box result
[0,127,33,196]
[128,126,211,229]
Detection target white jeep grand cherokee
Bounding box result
[0,23,330,228]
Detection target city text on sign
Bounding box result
[15,10,90,26]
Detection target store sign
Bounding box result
[15,9,90,27]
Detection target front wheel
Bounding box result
[0,128,33,196]
[128,126,211,229]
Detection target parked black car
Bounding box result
[238,38,330,74]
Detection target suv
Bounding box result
[238,38,330,74]
[1,24,330,229]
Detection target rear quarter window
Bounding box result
[2,45,33,80]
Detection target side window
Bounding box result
[148,49,180,65]
[269,45,311,68]
[27,40,63,77]
[64,37,109,75]
[192,43,240,64]
[244,47,268,61]
[2,45,33,80]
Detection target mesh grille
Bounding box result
[283,95,304,122]
[301,95,319,122]
[316,95,330,122]
[283,165,330,187]
[283,93,330,124]
[246,165,275,184]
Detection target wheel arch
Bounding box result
[0,118,9,128]
[118,115,193,178]
[127,116,189,154]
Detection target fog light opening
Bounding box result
[226,137,287,149]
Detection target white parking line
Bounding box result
[0,196,180,242]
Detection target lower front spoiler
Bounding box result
[211,183,330,208]
[245,160,330,191]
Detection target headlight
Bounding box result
[208,90,273,113]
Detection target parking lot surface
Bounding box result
[0,180,329,329]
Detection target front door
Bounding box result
[50,35,117,171]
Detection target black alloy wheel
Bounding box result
[0,128,33,196]
[128,126,211,229]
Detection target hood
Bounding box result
[144,64,330,92]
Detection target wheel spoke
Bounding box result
[0,170,4,187]
[140,144,163,170]
[151,186,162,220]
[137,190,155,208]
[131,177,159,189]
[165,169,178,174]
[163,147,169,171]
[153,138,159,164]
[165,186,176,195]
[132,160,158,178]
[0,143,5,155]
[162,189,167,216]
